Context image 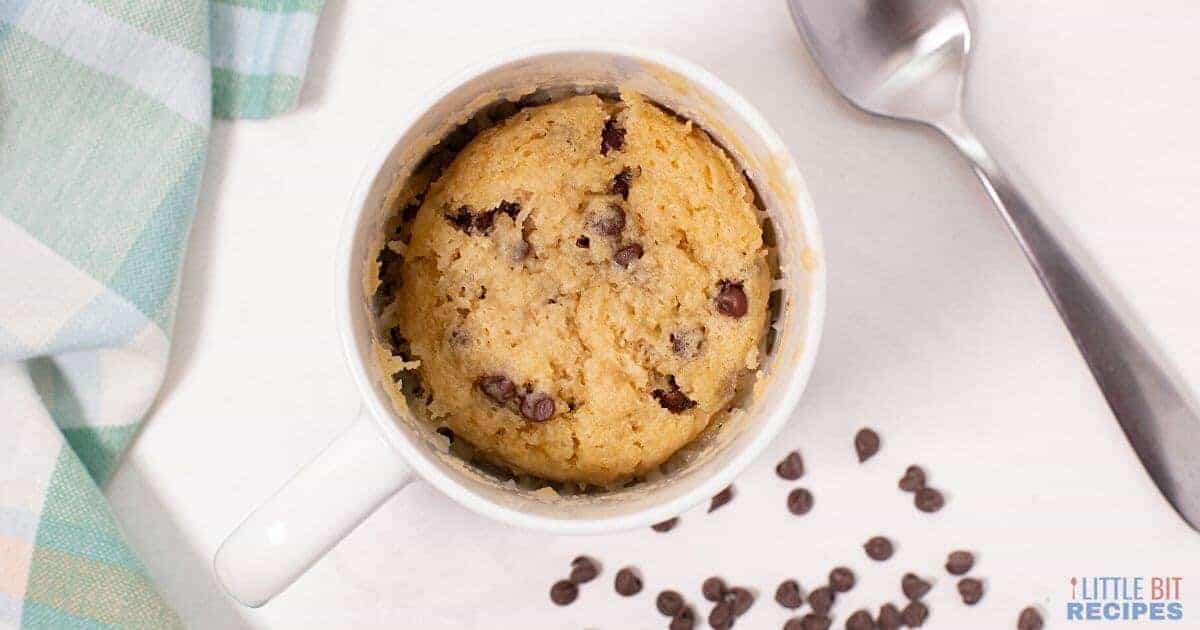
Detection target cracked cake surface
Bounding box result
[375,92,770,485]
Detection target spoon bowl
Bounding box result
[787,0,970,124]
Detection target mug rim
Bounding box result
[334,40,826,534]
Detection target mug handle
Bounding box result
[214,407,414,607]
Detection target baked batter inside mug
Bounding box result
[214,41,825,608]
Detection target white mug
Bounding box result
[214,41,825,608]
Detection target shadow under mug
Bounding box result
[214,41,826,608]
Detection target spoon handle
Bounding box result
[939,115,1200,531]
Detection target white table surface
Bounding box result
[108,1,1200,628]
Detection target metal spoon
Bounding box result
[788,0,1200,530]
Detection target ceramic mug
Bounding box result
[214,41,826,608]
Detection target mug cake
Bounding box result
[372,91,770,486]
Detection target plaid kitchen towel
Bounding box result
[0,0,323,627]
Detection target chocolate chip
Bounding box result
[611,167,633,199]
[786,488,814,516]
[401,199,421,222]
[601,118,626,154]
[709,486,734,512]
[829,567,855,592]
[775,580,803,609]
[808,586,834,614]
[898,465,926,492]
[775,451,804,480]
[511,239,530,262]
[595,203,626,237]
[614,567,642,596]
[520,392,555,422]
[387,325,408,357]
[435,427,454,443]
[708,600,734,629]
[651,517,678,532]
[864,536,893,561]
[653,387,697,414]
[550,579,577,605]
[795,614,831,630]
[877,603,903,630]
[728,587,754,616]
[945,550,974,575]
[670,329,704,359]
[670,333,687,356]
[670,606,696,630]
[614,243,644,267]
[901,601,928,627]
[914,487,945,513]
[846,610,876,630]
[714,281,748,318]
[495,200,520,219]
[372,280,395,310]
[376,247,401,280]
[854,428,880,462]
[569,556,599,584]
[902,573,931,600]
[448,328,470,347]
[476,374,515,403]
[445,205,475,233]
[575,235,590,248]
[702,577,727,602]
[957,578,984,605]
[653,375,696,413]
[472,209,495,234]
[1018,607,1044,630]
[657,590,685,616]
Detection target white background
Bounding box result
[108,1,1200,628]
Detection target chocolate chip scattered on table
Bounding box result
[864,536,894,561]
[901,601,929,627]
[957,577,985,605]
[651,517,679,533]
[793,613,832,630]
[568,556,599,584]
[776,451,805,480]
[709,486,735,512]
[614,567,642,596]
[914,487,945,513]
[945,550,974,575]
[703,577,728,602]
[669,605,696,630]
[727,587,755,616]
[775,579,803,609]
[898,465,925,491]
[829,567,855,592]
[807,586,835,614]
[845,609,875,630]
[901,573,931,600]
[854,428,881,462]
[708,600,734,630]
[657,590,685,616]
[877,603,903,630]
[539,425,1001,629]
[550,579,578,606]
[786,488,814,516]
[1018,606,1044,630]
